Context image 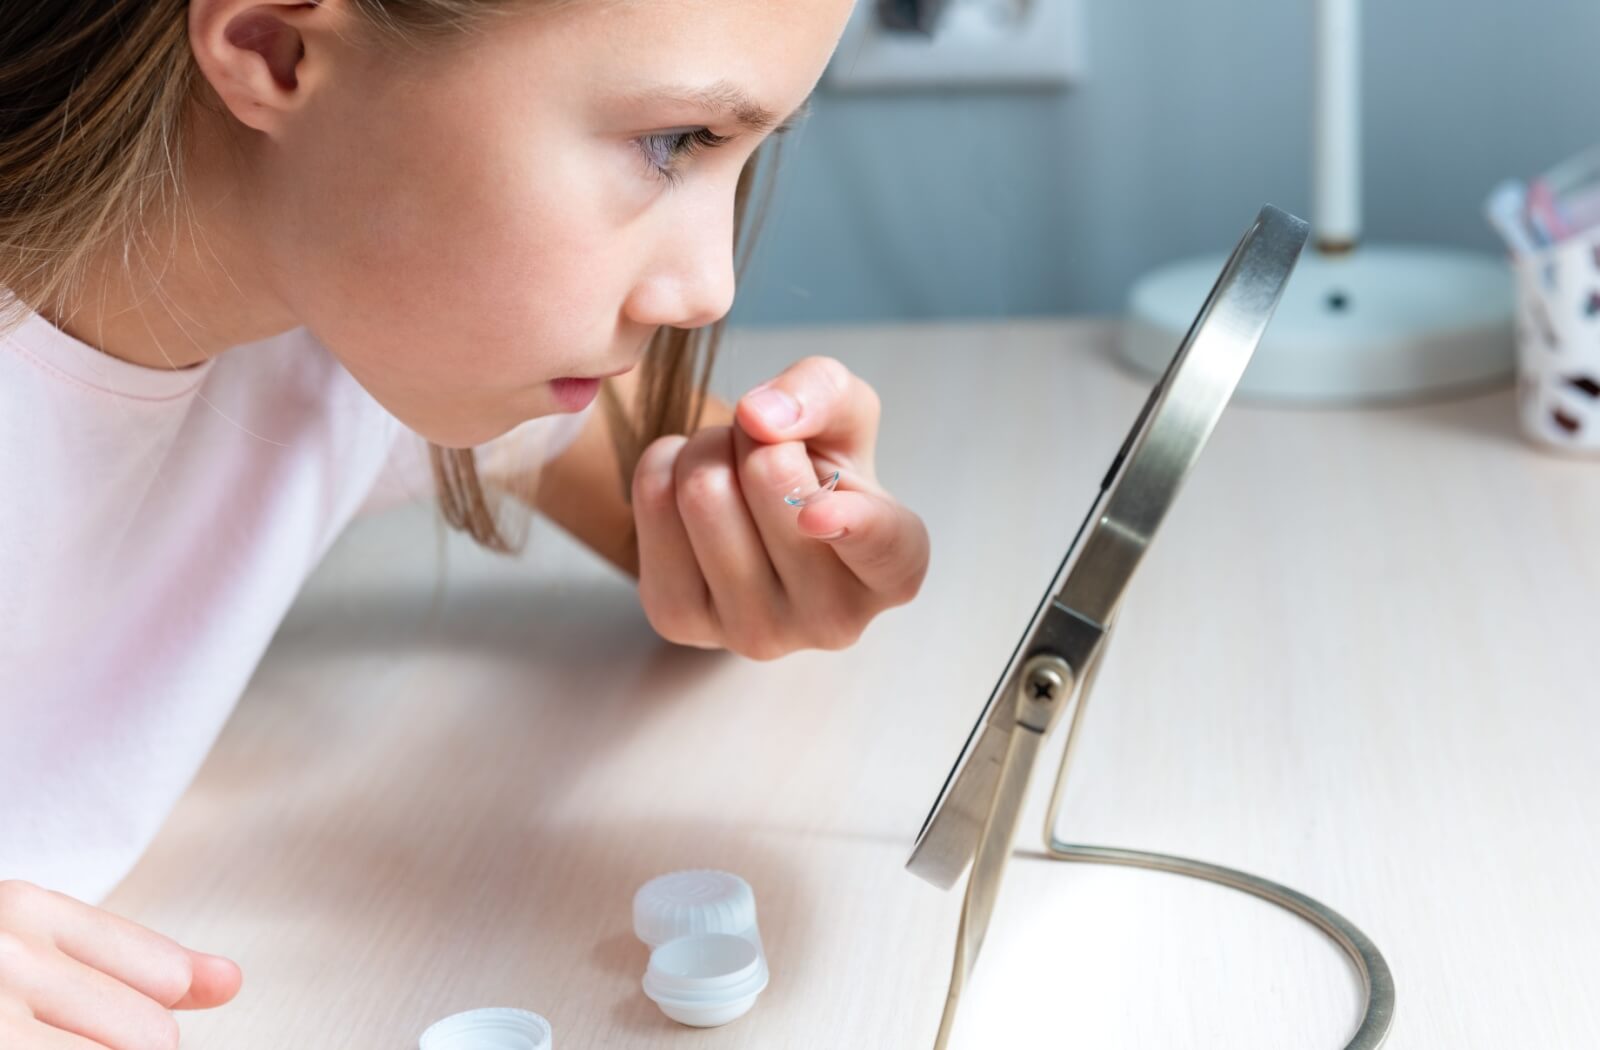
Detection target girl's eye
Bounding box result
[634,128,732,186]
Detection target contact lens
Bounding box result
[784,469,841,508]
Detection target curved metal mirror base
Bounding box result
[1038,838,1395,1050]
[929,630,1395,1050]
[1032,629,1394,1049]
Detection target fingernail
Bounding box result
[814,526,848,541]
[746,387,800,430]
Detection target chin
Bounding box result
[407,414,522,452]
[392,380,563,450]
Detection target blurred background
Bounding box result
[728,0,1600,327]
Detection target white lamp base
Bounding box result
[1122,245,1516,404]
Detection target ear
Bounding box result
[189,0,351,135]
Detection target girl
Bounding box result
[0,0,930,1044]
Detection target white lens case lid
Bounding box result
[633,869,760,948]
[419,1007,552,1050]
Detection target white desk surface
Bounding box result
[109,319,1600,1049]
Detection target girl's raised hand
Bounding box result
[0,880,241,1049]
[632,356,929,660]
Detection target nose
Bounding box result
[623,192,738,331]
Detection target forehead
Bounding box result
[478,0,849,118]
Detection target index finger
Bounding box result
[792,486,930,606]
[734,356,880,470]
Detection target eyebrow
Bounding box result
[622,81,813,134]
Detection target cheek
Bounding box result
[270,112,633,439]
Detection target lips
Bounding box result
[549,376,602,411]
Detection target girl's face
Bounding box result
[237,0,853,448]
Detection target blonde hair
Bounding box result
[0,0,777,554]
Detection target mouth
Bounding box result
[549,376,604,411]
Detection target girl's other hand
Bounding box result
[0,880,241,1049]
[632,355,930,660]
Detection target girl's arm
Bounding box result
[532,368,734,579]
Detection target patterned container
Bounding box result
[1513,232,1600,452]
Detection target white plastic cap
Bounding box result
[633,870,769,1028]
[641,933,770,1028]
[632,870,760,949]
[418,1008,552,1050]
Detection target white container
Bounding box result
[641,933,770,1027]
[633,870,768,1027]
[633,869,763,952]
[1512,232,1600,452]
[418,1008,552,1050]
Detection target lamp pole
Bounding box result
[1314,0,1360,253]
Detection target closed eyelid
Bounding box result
[633,127,730,184]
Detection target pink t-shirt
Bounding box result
[0,304,593,903]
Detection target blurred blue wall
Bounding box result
[730,0,1600,326]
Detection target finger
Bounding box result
[0,1015,110,1050]
[790,488,929,604]
[730,423,856,601]
[734,356,880,469]
[15,884,234,1011]
[672,426,786,647]
[0,941,177,1050]
[632,434,718,648]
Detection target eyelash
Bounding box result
[634,128,733,186]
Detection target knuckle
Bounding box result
[630,465,664,510]
[800,355,852,397]
[897,563,930,604]
[632,469,674,515]
[676,461,736,521]
[632,438,684,508]
[890,526,931,603]
[741,445,799,492]
[672,428,735,521]
[859,529,904,576]
[637,592,678,635]
[819,618,866,651]
[856,377,882,422]
[885,579,919,607]
[0,930,36,986]
[876,556,926,608]
[728,624,787,662]
[0,881,39,924]
[641,596,710,648]
[806,601,867,651]
[135,1009,182,1050]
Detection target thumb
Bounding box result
[171,949,243,1010]
[734,355,879,466]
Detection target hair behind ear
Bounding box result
[0,0,194,332]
